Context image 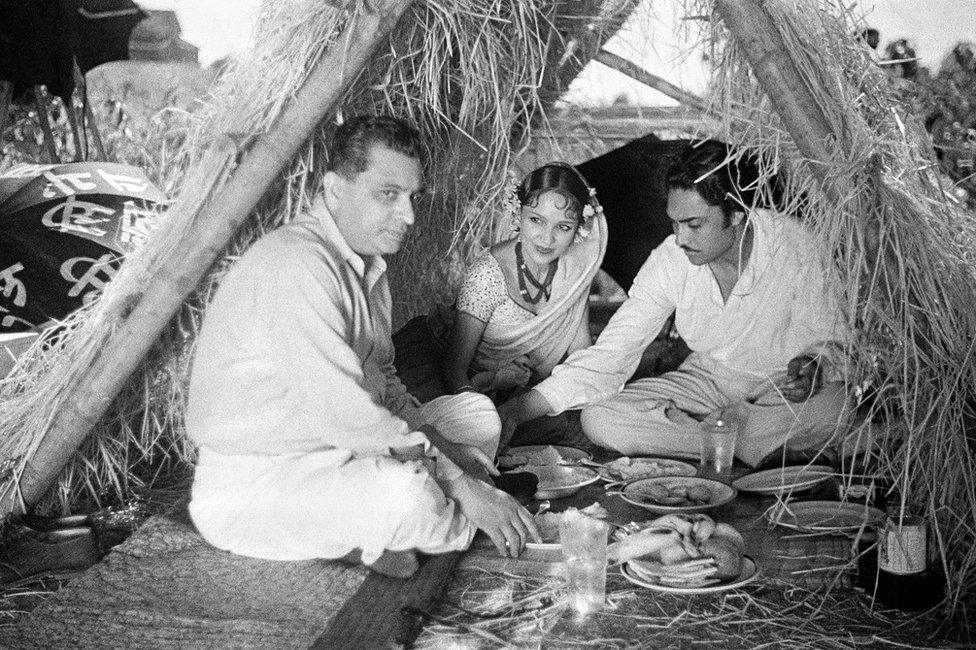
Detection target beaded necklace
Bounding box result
[515,240,557,304]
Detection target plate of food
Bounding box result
[526,503,609,550]
[497,444,592,470]
[527,511,564,550]
[514,464,600,500]
[597,457,698,483]
[732,465,834,496]
[767,500,885,533]
[609,513,759,594]
[622,556,759,594]
[615,476,736,513]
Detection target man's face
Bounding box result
[666,188,742,266]
[324,144,424,257]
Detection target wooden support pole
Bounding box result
[64,94,85,162]
[83,98,108,161]
[33,87,61,163]
[594,49,708,113]
[713,0,840,165]
[7,0,414,514]
[0,80,12,148]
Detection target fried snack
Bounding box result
[613,513,747,586]
[701,536,742,579]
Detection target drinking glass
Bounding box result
[558,509,608,616]
[699,414,739,480]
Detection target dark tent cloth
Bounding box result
[0,0,146,102]
[577,135,688,291]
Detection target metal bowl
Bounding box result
[516,464,600,500]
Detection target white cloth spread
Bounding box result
[186,196,500,563]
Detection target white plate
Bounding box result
[767,500,885,533]
[621,556,759,594]
[597,457,698,483]
[515,465,600,500]
[617,476,736,514]
[496,445,592,470]
[732,465,834,496]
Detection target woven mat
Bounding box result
[0,504,458,649]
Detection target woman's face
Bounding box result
[518,190,580,267]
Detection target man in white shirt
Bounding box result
[187,116,538,578]
[500,141,847,467]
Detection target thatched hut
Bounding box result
[1,0,974,626]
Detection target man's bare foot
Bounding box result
[370,549,419,578]
[335,548,419,578]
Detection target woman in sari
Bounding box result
[443,163,607,448]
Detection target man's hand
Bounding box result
[781,355,822,402]
[496,390,553,452]
[444,474,540,557]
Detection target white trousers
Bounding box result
[580,353,848,467]
[189,392,500,564]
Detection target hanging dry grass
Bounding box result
[685,0,976,606]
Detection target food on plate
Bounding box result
[601,457,695,481]
[534,504,608,544]
[522,465,591,487]
[634,481,713,507]
[579,502,608,519]
[534,512,563,543]
[607,513,745,587]
[497,445,565,469]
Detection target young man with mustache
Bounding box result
[500,140,847,467]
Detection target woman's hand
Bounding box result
[490,356,532,392]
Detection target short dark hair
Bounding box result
[328,115,423,178]
[666,140,757,226]
[517,163,591,223]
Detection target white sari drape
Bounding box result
[471,212,608,392]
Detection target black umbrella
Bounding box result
[0,0,146,103]
[0,161,164,331]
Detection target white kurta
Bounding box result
[535,209,847,465]
[187,197,500,563]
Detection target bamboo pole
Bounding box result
[594,49,708,113]
[64,94,85,162]
[713,0,844,163]
[82,98,108,161]
[33,87,61,163]
[0,80,12,147]
[7,0,415,515]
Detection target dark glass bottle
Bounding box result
[857,491,944,610]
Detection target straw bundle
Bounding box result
[0,1,637,511]
[694,0,976,604]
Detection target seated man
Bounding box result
[186,115,538,578]
[500,141,847,467]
